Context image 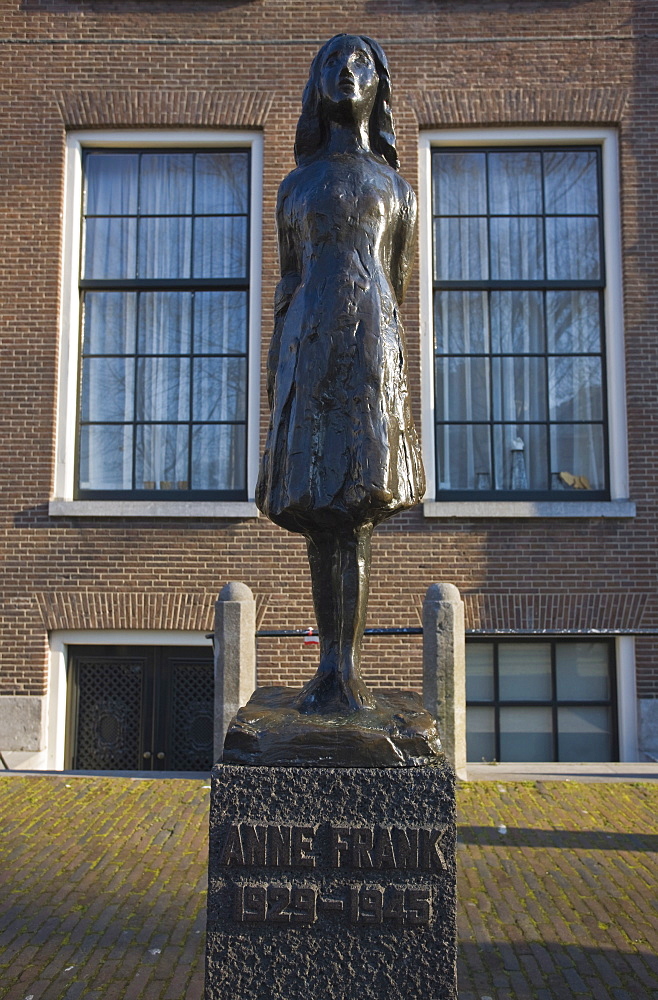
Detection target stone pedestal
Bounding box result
[204,762,457,1000]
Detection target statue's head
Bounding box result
[294,34,399,169]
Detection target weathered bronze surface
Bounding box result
[223,687,443,767]
[254,34,426,724]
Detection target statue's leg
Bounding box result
[295,521,376,714]
[334,521,376,710]
[305,531,339,678]
[295,529,343,714]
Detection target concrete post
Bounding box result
[213,582,256,762]
[422,583,467,780]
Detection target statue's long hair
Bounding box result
[294,34,399,170]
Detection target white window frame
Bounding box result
[616,635,638,762]
[463,634,638,763]
[419,127,634,519]
[47,628,212,769]
[51,129,263,518]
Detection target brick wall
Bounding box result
[1,0,657,701]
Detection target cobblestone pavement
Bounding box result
[0,774,656,1000]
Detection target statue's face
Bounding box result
[318,36,379,124]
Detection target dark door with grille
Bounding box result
[66,645,214,771]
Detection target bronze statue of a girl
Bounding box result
[256,34,425,715]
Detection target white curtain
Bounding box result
[80,151,249,493]
[135,292,190,490]
[192,292,246,490]
[434,148,603,492]
[79,291,135,490]
[434,152,488,490]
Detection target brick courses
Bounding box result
[0,1,657,709]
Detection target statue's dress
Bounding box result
[256,152,425,534]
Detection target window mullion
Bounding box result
[487,290,496,489]
[132,291,140,491]
[551,641,559,762]
[540,152,552,492]
[493,641,500,763]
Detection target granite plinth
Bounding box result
[204,761,457,1000]
[222,686,443,767]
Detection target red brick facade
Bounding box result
[1,0,656,759]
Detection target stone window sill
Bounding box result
[48,500,260,519]
[423,500,636,519]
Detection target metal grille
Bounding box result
[74,658,143,769]
[168,658,214,771]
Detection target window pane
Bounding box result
[433,152,487,215]
[488,151,542,215]
[83,292,136,355]
[544,150,598,215]
[549,356,603,421]
[466,706,496,762]
[546,217,601,280]
[490,291,545,354]
[556,643,610,701]
[493,425,548,491]
[81,358,135,422]
[193,217,248,278]
[500,707,553,761]
[546,290,601,354]
[136,358,190,422]
[137,218,192,278]
[434,290,488,355]
[436,357,490,422]
[557,706,612,761]
[434,218,488,281]
[490,217,544,280]
[498,643,552,701]
[79,424,133,490]
[85,153,138,216]
[466,644,494,701]
[195,152,249,214]
[437,424,491,491]
[194,292,247,355]
[83,218,137,279]
[193,358,247,421]
[138,292,191,355]
[140,153,193,215]
[192,424,246,490]
[492,357,547,422]
[550,423,605,491]
[135,424,189,489]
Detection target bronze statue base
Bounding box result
[222,686,444,767]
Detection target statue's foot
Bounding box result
[340,675,378,713]
[295,671,377,715]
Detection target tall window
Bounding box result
[77,148,250,499]
[432,146,607,499]
[466,639,617,762]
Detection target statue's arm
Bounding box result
[267,181,301,405]
[391,179,417,306]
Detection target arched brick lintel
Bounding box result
[37,591,215,633]
[407,86,629,128]
[55,89,273,129]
